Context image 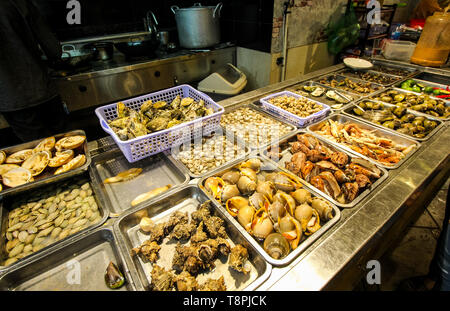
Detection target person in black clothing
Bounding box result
[0,0,67,142]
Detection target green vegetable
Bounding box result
[412,86,421,93]
[424,87,434,94]
[105,261,125,289]
[433,89,441,96]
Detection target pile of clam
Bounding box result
[220,107,293,148]
[2,178,103,266]
[0,135,87,192]
[176,134,246,176]
[267,95,324,118]
[203,158,335,260]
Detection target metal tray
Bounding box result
[220,103,297,152]
[288,81,360,111]
[261,130,389,208]
[337,69,404,86]
[198,156,341,266]
[166,128,250,179]
[370,87,450,121]
[0,130,91,199]
[394,78,450,96]
[370,59,420,78]
[307,114,420,170]
[342,100,444,142]
[89,149,189,218]
[114,185,272,291]
[315,74,384,96]
[0,228,136,291]
[0,171,109,272]
[414,72,450,86]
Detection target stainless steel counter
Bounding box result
[212,61,450,290]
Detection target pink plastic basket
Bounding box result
[260,91,331,128]
[95,84,224,163]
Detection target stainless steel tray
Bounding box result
[414,72,450,85]
[337,69,404,86]
[198,156,341,266]
[307,114,420,170]
[166,127,250,179]
[315,74,384,96]
[220,103,297,152]
[342,100,444,142]
[0,172,109,272]
[261,130,389,208]
[89,149,189,217]
[394,78,450,96]
[0,227,136,291]
[370,59,420,78]
[114,185,272,291]
[370,87,450,121]
[288,81,360,111]
[0,130,91,199]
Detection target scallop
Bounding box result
[5,149,33,164]
[2,167,33,188]
[22,151,50,176]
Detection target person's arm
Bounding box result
[26,0,62,62]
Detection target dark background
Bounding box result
[34,0,274,52]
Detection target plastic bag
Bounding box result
[327,4,361,55]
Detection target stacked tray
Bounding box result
[315,74,384,96]
[89,149,189,217]
[114,185,272,291]
[0,172,108,272]
[343,100,444,141]
[166,128,250,179]
[288,81,360,111]
[220,103,297,152]
[307,114,420,170]
[0,228,136,291]
[0,130,90,198]
[199,156,341,266]
[262,130,389,208]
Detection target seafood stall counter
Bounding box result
[0,59,448,291]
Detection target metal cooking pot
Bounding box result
[60,44,97,68]
[171,2,223,49]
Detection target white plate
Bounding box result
[343,58,374,70]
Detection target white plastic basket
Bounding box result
[95,85,224,163]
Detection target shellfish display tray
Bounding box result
[166,128,251,179]
[0,172,108,272]
[259,91,331,128]
[114,185,271,291]
[369,59,420,78]
[288,81,360,111]
[371,87,450,121]
[221,103,297,152]
[0,228,136,291]
[89,148,189,218]
[342,100,444,142]
[95,84,225,163]
[307,114,420,170]
[0,130,90,198]
[337,69,404,86]
[262,130,389,209]
[314,74,385,96]
[198,156,341,266]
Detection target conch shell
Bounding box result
[237,204,255,232]
[225,196,248,217]
[251,207,274,239]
